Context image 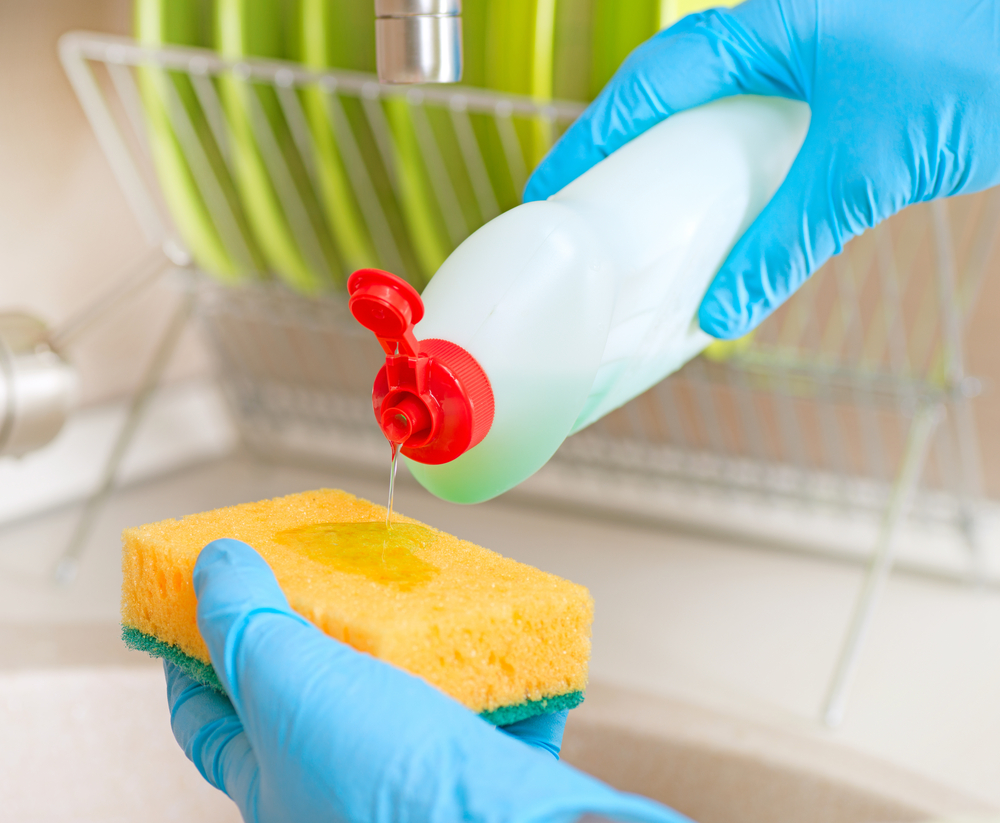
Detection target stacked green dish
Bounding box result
[137,0,741,293]
[299,0,380,276]
[217,0,343,294]
[135,0,265,282]
[310,0,446,286]
[590,0,741,97]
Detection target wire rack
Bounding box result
[60,31,995,724]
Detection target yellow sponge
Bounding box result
[121,488,593,723]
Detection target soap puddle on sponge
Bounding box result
[273,522,440,590]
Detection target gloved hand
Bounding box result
[166,538,691,823]
[525,0,1000,339]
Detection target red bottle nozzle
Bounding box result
[347,269,494,465]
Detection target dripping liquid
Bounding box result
[270,436,437,591]
[386,441,400,527]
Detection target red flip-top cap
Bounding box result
[347,269,494,465]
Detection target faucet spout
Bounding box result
[375,0,462,84]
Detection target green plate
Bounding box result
[135,0,265,281]
[552,0,594,103]
[426,0,497,238]
[299,0,380,275]
[589,0,659,99]
[590,0,746,101]
[217,0,343,293]
[324,0,504,287]
[482,0,558,209]
[381,97,454,287]
[303,0,462,287]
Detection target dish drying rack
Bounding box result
[59,31,995,725]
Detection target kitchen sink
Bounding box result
[0,666,993,823]
[564,683,996,823]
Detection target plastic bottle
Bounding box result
[349,95,810,504]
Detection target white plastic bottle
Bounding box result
[350,96,810,504]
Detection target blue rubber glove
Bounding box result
[165,539,691,823]
[524,0,1000,339]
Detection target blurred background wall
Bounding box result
[0,0,209,408]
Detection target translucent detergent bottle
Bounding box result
[348,96,810,503]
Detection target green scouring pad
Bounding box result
[122,628,585,727]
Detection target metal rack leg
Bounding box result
[52,288,196,585]
[928,200,986,583]
[821,402,943,727]
[951,395,986,584]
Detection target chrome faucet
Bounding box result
[375,0,462,84]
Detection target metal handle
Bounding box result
[0,314,77,458]
[375,0,462,84]
[375,0,460,13]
